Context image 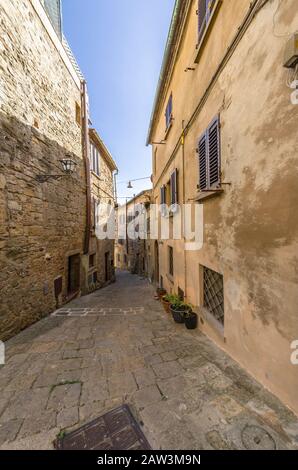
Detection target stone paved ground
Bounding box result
[0,271,298,450]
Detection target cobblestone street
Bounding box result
[0,271,297,450]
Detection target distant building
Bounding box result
[115,190,152,278]
[86,129,118,292]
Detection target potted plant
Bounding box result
[161,294,175,313]
[169,296,192,324]
[184,310,198,330]
[156,287,166,300]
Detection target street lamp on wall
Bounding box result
[36,157,78,183]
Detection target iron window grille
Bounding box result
[203,266,224,325]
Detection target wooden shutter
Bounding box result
[198,133,208,190]
[165,94,173,129]
[198,0,207,41]
[207,117,220,187]
[170,169,178,205]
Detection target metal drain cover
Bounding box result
[55,405,151,450]
[241,425,276,450]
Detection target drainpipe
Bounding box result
[81,80,91,255]
[181,120,187,300]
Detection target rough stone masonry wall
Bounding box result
[0,0,86,340]
[88,155,116,291]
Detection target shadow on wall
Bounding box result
[0,112,86,341]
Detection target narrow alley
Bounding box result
[0,271,297,450]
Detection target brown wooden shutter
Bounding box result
[170,169,178,205]
[207,117,220,187]
[198,133,208,190]
[198,0,207,42]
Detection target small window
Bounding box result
[203,266,224,325]
[198,116,220,191]
[90,142,101,176]
[165,94,173,130]
[170,169,178,206]
[75,102,81,126]
[168,246,174,277]
[153,148,157,175]
[198,0,217,43]
[89,254,95,268]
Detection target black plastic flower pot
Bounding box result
[170,306,185,324]
[185,313,198,330]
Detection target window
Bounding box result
[170,169,178,206]
[90,142,101,176]
[165,94,173,130]
[75,102,81,126]
[89,254,95,268]
[153,148,157,175]
[203,266,224,325]
[168,246,174,277]
[198,116,220,191]
[198,0,217,43]
[160,185,167,216]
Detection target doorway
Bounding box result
[68,254,80,295]
[154,241,159,286]
[105,252,110,282]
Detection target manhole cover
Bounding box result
[241,425,276,450]
[54,405,151,450]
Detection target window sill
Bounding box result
[91,171,101,180]
[194,0,222,64]
[195,188,224,203]
[167,274,174,285]
[199,306,225,338]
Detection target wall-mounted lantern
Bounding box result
[36,157,77,183]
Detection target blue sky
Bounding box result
[62,0,174,200]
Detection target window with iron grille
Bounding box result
[168,246,174,277]
[198,0,217,43]
[203,266,224,325]
[198,116,220,190]
[165,94,173,130]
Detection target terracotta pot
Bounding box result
[161,298,171,313]
[156,288,166,300]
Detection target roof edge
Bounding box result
[89,129,118,172]
[146,0,190,146]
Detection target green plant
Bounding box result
[163,294,176,303]
[57,430,66,440]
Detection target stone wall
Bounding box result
[0,0,86,340]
